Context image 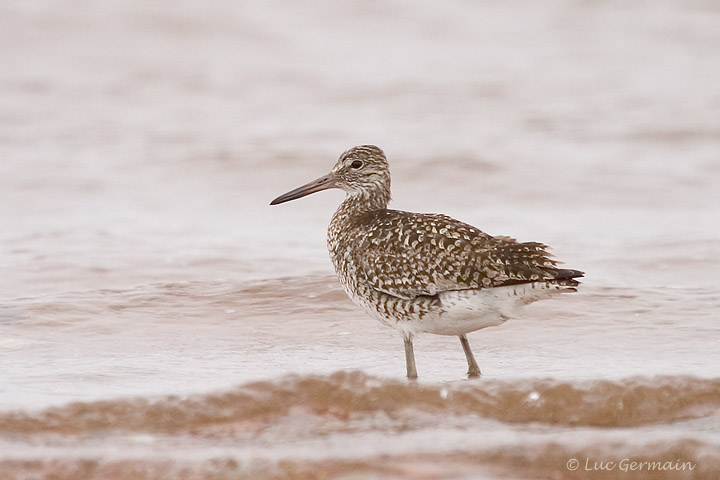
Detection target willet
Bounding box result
[271,145,583,379]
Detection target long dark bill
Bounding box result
[270,172,339,205]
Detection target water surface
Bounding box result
[1,1,719,478]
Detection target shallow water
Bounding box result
[2,0,720,479]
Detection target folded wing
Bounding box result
[352,210,582,300]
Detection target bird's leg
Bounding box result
[459,335,481,377]
[403,335,418,380]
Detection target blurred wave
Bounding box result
[3,372,719,435]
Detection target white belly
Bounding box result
[346,280,573,338]
[409,282,569,336]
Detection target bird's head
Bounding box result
[270,145,391,208]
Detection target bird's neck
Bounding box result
[337,188,390,218]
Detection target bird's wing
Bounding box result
[353,211,564,300]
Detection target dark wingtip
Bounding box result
[554,269,585,280]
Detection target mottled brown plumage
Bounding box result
[271,145,583,379]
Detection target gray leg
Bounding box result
[459,334,481,377]
[403,335,418,380]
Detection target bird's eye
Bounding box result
[350,160,363,169]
